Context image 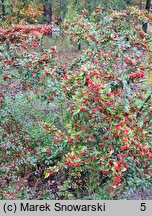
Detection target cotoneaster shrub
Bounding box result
[44,6,152,197]
[0,6,151,199]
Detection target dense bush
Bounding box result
[0,6,151,199]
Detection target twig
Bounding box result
[137,93,151,119]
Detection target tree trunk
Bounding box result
[1,0,6,17]
[140,0,143,9]
[43,0,52,37]
[142,0,151,33]
[59,0,63,35]
[145,0,151,11]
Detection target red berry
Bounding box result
[3,74,8,79]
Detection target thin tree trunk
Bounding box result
[1,0,6,17]
[145,0,151,11]
[43,0,52,37]
[140,0,143,9]
[60,0,68,35]
[59,0,63,35]
[142,0,151,33]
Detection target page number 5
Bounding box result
[140,203,146,211]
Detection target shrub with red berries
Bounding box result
[0,6,151,199]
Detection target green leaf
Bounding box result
[44,170,50,179]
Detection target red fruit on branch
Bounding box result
[102,169,107,174]
[46,150,51,156]
[49,94,54,101]
[81,125,87,130]
[3,74,8,79]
